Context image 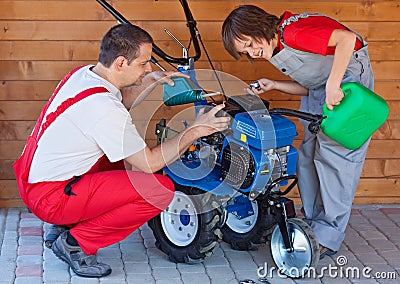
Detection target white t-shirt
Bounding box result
[28,65,146,182]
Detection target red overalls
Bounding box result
[13,66,174,255]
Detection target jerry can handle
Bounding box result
[340,82,354,97]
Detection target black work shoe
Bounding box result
[52,231,112,278]
[44,224,68,249]
[319,245,337,260]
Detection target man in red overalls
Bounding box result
[14,24,230,278]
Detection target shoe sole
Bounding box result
[52,240,111,278]
[45,226,67,249]
[44,240,54,249]
[319,249,337,260]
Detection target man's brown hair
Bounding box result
[99,24,153,67]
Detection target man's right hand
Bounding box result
[125,103,230,173]
[191,104,231,136]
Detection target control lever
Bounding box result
[164,28,188,59]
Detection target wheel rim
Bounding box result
[225,195,259,234]
[160,191,198,246]
[270,219,313,278]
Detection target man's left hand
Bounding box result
[147,71,190,86]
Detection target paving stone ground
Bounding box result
[0,204,399,284]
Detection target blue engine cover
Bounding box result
[231,110,297,150]
[163,110,298,195]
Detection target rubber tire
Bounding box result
[148,184,222,264]
[221,199,275,250]
[270,218,319,278]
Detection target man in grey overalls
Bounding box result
[222,5,374,257]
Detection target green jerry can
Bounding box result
[320,82,389,150]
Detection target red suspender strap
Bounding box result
[31,65,86,141]
[37,86,108,140]
[13,65,108,204]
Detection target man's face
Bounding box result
[123,42,153,86]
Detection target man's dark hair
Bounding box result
[98,23,153,67]
[222,5,280,61]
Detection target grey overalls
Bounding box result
[269,13,374,251]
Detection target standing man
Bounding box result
[14,23,230,277]
[221,5,374,258]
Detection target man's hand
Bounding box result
[122,71,190,109]
[125,103,230,173]
[191,104,231,135]
[146,70,190,86]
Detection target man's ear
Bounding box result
[114,56,125,71]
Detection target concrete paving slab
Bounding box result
[0,205,399,283]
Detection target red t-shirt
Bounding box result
[276,11,363,55]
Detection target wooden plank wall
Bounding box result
[1,0,399,208]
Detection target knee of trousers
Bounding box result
[153,174,175,209]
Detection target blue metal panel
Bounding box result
[163,112,298,195]
[231,111,298,150]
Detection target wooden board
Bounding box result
[0,21,399,41]
[1,80,399,101]
[1,60,399,82]
[2,177,399,201]
[1,1,399,22]
[2,40,400,62]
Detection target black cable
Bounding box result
[269,108,325,122]
[197,33,228,102]
[265,175,298,196]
